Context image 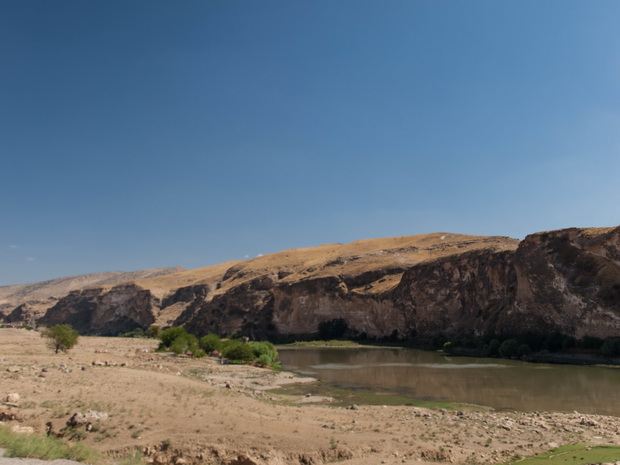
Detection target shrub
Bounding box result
[200,333,223,353]
[146,325,161,339]
[41,324,79,354]
[248,341,279,365]
[517,344,531,358]
[169,333,199,355]
[159,327,189,348]
[222,340,254,362]
[482,339,500,357]
[0,425,99,462]
[499,338,520,358]
[119,328,145,338]
[601,338,620,357]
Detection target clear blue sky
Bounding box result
[1,1,619,285]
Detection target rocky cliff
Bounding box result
[7,227,620,342]
[0,267,185,326]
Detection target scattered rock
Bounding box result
[580,417,598,427]
[6,366,21,373]
[85,410,109,420]
[67,412,88,427]
[11,425,34,434]
[6,393,20,403]
[348,404,360,410]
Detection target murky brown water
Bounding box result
[279,347,620,416]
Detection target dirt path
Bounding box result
[2,329,620,465]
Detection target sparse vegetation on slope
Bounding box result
[0,425,100,462]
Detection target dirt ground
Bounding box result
[2,329,620,465]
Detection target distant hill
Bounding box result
[0,267,185,324]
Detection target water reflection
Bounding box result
[279,348,620,416]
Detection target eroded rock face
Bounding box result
[30,226,620,341]
[392,249,516,339]
[40,284,159,335]
[507,227,620,338]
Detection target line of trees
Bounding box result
[154,326,280,369]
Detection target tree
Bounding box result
[499,338,520,358]
[146,325,161,339]
[222,340,254,362]
[41,324,79,354]
[199,333,223,353]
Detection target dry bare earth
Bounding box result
[2,329,620,465]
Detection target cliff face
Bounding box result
[39,284,159,335]
[175,234,519,339]
[0,267,185,326]
[392,249,516,339]
[15,226,620,341]
[507,227,620,338]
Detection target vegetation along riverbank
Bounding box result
[3,328,620,465]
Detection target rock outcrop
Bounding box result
[0,267,185,326]
[6,227,620,342]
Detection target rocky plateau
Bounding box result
[3,226,620,342]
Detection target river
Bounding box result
[278,347,620,416]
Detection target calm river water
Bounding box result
[279,347,620,416]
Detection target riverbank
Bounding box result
[2,329,620,465]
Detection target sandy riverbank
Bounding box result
[2,329,620,465]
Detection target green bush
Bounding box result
[482,339,500,357]
[499,338,520,358]
[222,340,254,362]
[169,333,199,355]
[0,425,99,462]
[248,341,279,365]
[159,327,189,348]
[517,344,531,358]
[41,324,79,354]
[146,325,161,339]
[601,338,620,357]
[119,327,145,338]
[200,333,223,353]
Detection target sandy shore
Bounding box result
[2,329,620,465]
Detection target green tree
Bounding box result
[222,340,254,362]
[159,327,188,349]
[499,338,520,358]
[199,333,223,353]
[146,325,161,339]
[248,341,279,365]
[41,324,79,354]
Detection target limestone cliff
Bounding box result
[13,226,620,342]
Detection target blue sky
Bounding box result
[1,1,619,285]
